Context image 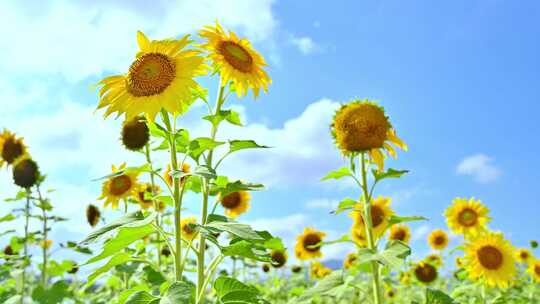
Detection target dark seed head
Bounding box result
[121,117,149,151]
[86,204,101,228]
[12,158,39,188]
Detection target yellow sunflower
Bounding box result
[343,252,358,269]
[199,22,271,98]
[388,224,411,244]
[270,249,287,268]
[40,240,53,249]
[445,197,490,238]
[425,254,443,268]
[331,100,407,171]
[455,256,464,268]
[295,228,326,260]
[413,262,438,284]
[98,163,140,209]
[463,231,516,288]
[399,271,412,285]
[349,196,394,241]
[96,31,206,121]
[163,162,191,188]
[134,183,161,210]
[527,260,540,283]
[180,217,198,241]
[515,248,533,264]
[428,229,449,250]
[220,191,250,218]
[310,261,332,279]
[351,224,368,247]
[0,129,28,168]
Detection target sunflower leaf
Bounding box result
[387,215,428,226]
[80,211,146,245]
[296,271,346,302]
[228,140,270,154]
[378,241,411,269]
[172,165,216,180]
[426,288,458,304]
[188,137,225,162]
[203,110,243,127]
[321,167,353,181]
[372,168,409,182]
[331,198,357,214]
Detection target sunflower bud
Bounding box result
[12,158,39,188]
[262,264,270,273]
[531,240,539,249]
[86,204,101,228]
[121,117,149,151]
[161,247,171,257]
[291,265,302,273]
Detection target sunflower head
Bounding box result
[295,227,326,260]
[515,248,532,264]
[343,253,358,269]
[0,130,27,168]
[385,288,396,299]
[425,254,443,268]
[180,217,198,241]
[413,262,438,284]
[310,261,332,279]
[464,231,516,288]
[220,191,250,218]
[3,245,14,256]
[388,224,411,244]
[67,264,79,274]
[270,249,287,268]
[12,158,40,189]
[121,116,149,151]
[40,240,53,250]
[135,183,162,210]
[97,31,206,121]
[98,163,140,209]
[349,196,394,241]
[291,265,303,273]
[528,260,540,283]
[161,247,171,257]
[86,204,101,228]
[399,271,412,285]
[445,197,490,238]
[199,22,271,98]
[428,229,449,251]
[351,224,368,247]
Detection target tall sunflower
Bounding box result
[96,31,206,121]
[463,231,516,288]
[331,100,407,171]
[388,224,411,244]
[425,254,443,268]
[343,253,358,269]
[515,248,532,264]
[0,130,28,168]
[12,158,40,189]
[349,196,394,241]
[199,22,271,98]
[98,163,140,209]
[528,260,540,283]
[428,229,449,250]
[220,191,250,218]
[180,217,198,241]
[295,228,326,260]
[445,197,490,238]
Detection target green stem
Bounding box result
[36,186,48,288]
[197,80,225,303]
[21,190,31,304]
[359,153,382,304]
[481,284,487,304]
[145,144,162,270]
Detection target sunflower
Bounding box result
[220,191,250,218]
[388,224,411,244]
[455,256,464,268]
[343,252,358,269]
[3,245,14,256]
[413,262,438,284]
[96,31,206,121]
[262,264,270,273]
[40,240,53,249]
[310,261,332,279]
[98,163,140,209]
[331,100,407,171]
[428,229,449,250]
[515,248,533,264]
[135,183,162,210]
[463,231,516,288]
[291,265,303,273]
[528,260,540,283]
[349,196,394,241]
[295,228,326,260]
[163,162,191,187]
[180,217,198,241]
[399,271,412,285]
[0,130,28,168]
[86,204,101,228]
[351,225,368,247]
[199,22,271,98]
[161,247,171,258]
[270,249,287,268]
[425,254,443,268]
[121,116,149,151]
[445,197,490,238]
[12,158,40,188]
[67,264,79,274]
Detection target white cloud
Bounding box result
[456,153,501,183]
[411,224,430,242]
[305,198,338,210]
[291,36,317,54]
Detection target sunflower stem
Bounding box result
[21,189,31,304]
[197,80,226,304]
[36,185,48,288]
[359,152,382,304]
[144,144,162,270]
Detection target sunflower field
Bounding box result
[1,19,539,304]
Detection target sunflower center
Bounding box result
[477,245,503,270]
[457,208,478,227]
[535,265,540,276]
[221,192,241,209]
[271,251,286,267]
[303,233,322,252]
[2,138,23,164]
[414,263,437,283]
[520,251,529,260]
[434,235,446,245]
[218,41,253,73]
[392,229,406,241]
[122,118,149,151]
[109,175,132,196]
[127,53,176,97]
[371,205,385,227]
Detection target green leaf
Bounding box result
[212,180,265,197]
[31,280,70,304]
[321,167,353,181]
[160,281,195,304]
[189,137,225,161]
[147,121,168,139]
[297,271,345,302]
[331,198,357,214]
[203,110,243,127]
[125,291,160,304]
[372,168,409,182]
[221,240,270,262]
[0,214,15,223]
[426,288,458,304]
[228,140,270,153]
[80,211,146,244]
[143,265,166,287]
[262,237,285,251]
[379,241,411,269]
[204,221,264,241]
[85,252,131,286]
[47,260,76,277]
[172,165,216,180]
[213,276,264,304]
[387,215,428,226]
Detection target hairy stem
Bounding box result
[145,144,162,270]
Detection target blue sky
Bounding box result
[1,0,539,265]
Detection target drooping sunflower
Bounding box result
[220,191,250,218]
[445,197,490,238]
[343,252,358,269]
[134,183,162,210]
[331,100,407,171]
[310,261,332,279]
[0,130,28,168]
[199,22,271,98]
[86,204,101,228]
[98,163,140,209]
[270,249,287,268]
[12,158,40,189]
[413,262,438,284]
[428,229,449,250]
[180,217,198,241]
[515,248,533,264]
[351,224,368,247]
[295,228,326,260]
[425,254,443,268]
[463,231,516,288]
[163,162,191,187]
[121,116,149,151]
[96,31,206,121]
[388,224,411,244]
[349,196,394,241]
[528,260,540,283]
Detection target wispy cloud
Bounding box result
[291,36,317,54]
[305,198,338,210]
[456,153,501,183]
